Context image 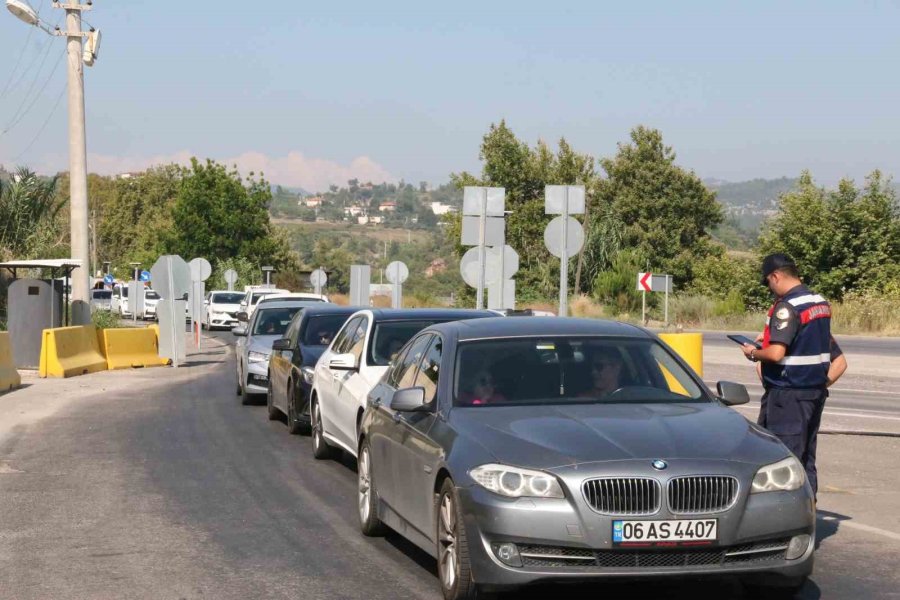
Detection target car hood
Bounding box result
[449,402,787,470]
[211,303,241,312]
[248,334,280,354]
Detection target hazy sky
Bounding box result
[1,0,899,192]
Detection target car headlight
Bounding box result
[468,464,564,499]
[301,366,315,384]
[751,456,805,493]
[248,351,269,364]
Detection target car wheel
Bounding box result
[358,440,388,536]
[286,383,306,435]
[266,375,279,420]
[235,380,242,396]
[311,397,337,460]
[437,479,480,600]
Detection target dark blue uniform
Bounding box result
[758,284,832,496]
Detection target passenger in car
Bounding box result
[459,368,507,405]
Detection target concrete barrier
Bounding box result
[659,332,703,377]
[39,325,108,378]
[0,332,21,393]
[97,327,169,370]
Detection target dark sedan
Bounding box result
[267,305,360,434]
[357,317,815,599]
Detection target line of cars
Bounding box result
[231,303,816,599]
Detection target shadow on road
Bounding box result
[815,509,847,548]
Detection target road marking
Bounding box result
[706,380,900,397]
[818,514,900,543]
[734,405,900,423]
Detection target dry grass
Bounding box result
[274,221,431,245]
[569,294,607,319]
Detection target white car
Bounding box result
[143,289,160,320]
[240,288,290,320]
[203,290,246,330]
[310,308,494,460]
[90,289,112,312]
[256,292,329,307]
[111,285,130,317]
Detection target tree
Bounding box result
[598,126,724,285]
[0,167,67,260]
[758,170,900,299]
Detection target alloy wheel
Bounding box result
[313,402,322,450]
[358,447,371,522]
[438,493,458,591]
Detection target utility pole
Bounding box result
[61,0,91,324]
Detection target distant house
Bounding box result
[378,201,397,212]
[117,172,142,180]
[304,196,323,208]
[369,215,384,224]
[430,201,455,216]
[344,205,365,217]
[425,258,447,278]
[357,215,383,225]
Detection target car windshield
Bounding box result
[369,320,448,366]
[252,307,303,336]
[454,337,707,407]
[120,287,128,297]
[145,290,160,300]
[302,314,352,346]
[92,290,112,300]
[212,293,244,304]
[251,292,277,305]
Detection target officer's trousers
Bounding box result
[758,387,827,497]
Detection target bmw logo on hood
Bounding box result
[651,460,668,471]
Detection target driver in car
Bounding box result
[579,347,624,398]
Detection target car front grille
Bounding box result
[582,478,660,516]
[668,476,739,514]
[517,539,789,569]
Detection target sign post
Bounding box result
[349,265,371,307]
[151,255,191,368]
[223,269,238,292]
[189,258,212,350]
[636,272,673,325]
[461,187,505,309]
[310,268,328,296]
[262,266,275,288]
[385,261,409,309]
[544,185,585,317]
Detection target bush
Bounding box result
[670,294,714,325]
[832,288,900,335]
[713,289,745,316]
[593,250,643,313]
[91,309,120,330]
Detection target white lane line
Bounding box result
[733,405,900,422]
[705,381,900,397]
[818,514,900,543]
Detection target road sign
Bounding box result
[310,268,328,295]
[223,268,238,291]
[463,186,505,216]
[637,272,652,292]
[488,279,515,310]
[189,258,212,282]
[150,255,191,367]
[385,261,408,308]
[139,270,151,283]
[103,274,114,285]
[543,185,586,317]
[461,216,505,246]
[460,186,508,310]
[545,185,585,215]
[459,246,518,288]
[350,265,371,307]
[544,216,585,259]
[652,274,673,293]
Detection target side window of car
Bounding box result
[386,345,412,388]
[414,336,442,403]
[346,317,369,363]
[285,317,301,347]
[332,316,361,355]
[396,335,433,390]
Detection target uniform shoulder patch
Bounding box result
[775,307,791,320]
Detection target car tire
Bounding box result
[357,440,388,536]
[311,397,337,460]
[286,383,306,435]
[235,380,242,396]
[437,478,480,600]
[266,376,279,420]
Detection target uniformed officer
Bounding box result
[740,253,832,497]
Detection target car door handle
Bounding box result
[392,413,402,423]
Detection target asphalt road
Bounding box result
[0,329,897,599]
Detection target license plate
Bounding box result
[613,519,717,545]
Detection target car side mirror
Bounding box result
[237,311,249,322]
[232,327,247,337]
[717,381,750,406]
[272,338,291,351]
[329,352,357,371]
[391,387,427,412]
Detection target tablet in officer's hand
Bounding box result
[727,334,762,349]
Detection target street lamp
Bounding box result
[5,0,101,325]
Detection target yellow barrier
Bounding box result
[659,333,704,377]
[39,325,108,378]
[97,327,168,370]
[0,332,21,393]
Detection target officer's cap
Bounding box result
[760,253,797,285]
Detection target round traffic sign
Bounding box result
[139,270,151,283]
[544,216,585,259]
[459,247,483,288]
[103,274,114,285]
[189,257,212,282]
[385,261,409,284]
[460,246,518,287]
[223,269,238,285]
[310,268,328,288]
[150,255,191,300]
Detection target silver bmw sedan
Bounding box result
[358,317,815,599]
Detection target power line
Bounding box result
[5,39,62,130]
[1,47,66,137]
[11,83,66,164]
[0,0,45,99]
